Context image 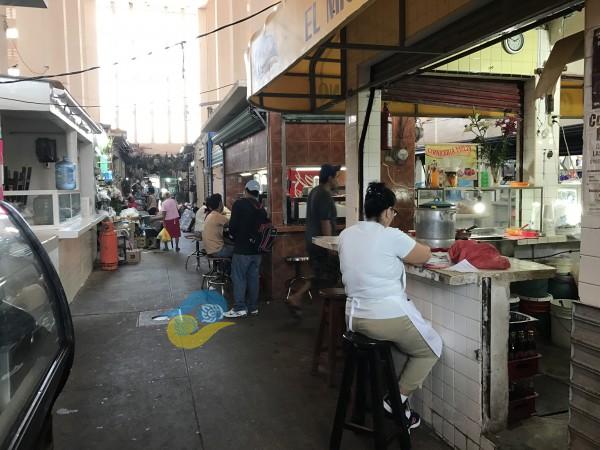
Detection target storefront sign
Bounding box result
[584,28,600,215]
[247,0,373,96]
[424,143,478,185]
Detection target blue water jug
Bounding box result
[56,157,76,190]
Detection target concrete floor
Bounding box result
[52,238,449,450]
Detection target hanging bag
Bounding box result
[246,198,277,253]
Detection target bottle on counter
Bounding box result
[509,331,518,360]
[516,330,527,359]
[527,329,537,357]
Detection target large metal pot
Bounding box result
[415,202,456,249]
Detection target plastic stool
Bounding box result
[330,331,412,450]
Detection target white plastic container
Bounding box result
[550,298,575,350]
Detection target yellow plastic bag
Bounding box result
[158,227,171,242]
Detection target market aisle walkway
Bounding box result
[52,238,449,450]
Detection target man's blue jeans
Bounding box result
[231,253,261,312]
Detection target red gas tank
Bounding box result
[99,220,118,271]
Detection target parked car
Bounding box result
[0,201,75,450]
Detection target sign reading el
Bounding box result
[305,0,354,41]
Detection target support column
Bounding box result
[66,130,78,189]
[522,28,561,230]
[345,89,382,226]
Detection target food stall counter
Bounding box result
[312,235,556,444]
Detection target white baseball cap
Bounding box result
[245,180,261,192]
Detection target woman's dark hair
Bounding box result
[148,187,155,195]
[206,194,222,211]
[364,182,396,220]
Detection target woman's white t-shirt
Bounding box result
[339,221,416,319]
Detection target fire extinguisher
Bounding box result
[381,102,393,150]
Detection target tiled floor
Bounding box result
[52,238,449,450]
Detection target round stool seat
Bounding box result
[286,256,310,263]
[207,255,231,261]
[185,234,202,241]
[319,288,346,300]
[343,330,390,349]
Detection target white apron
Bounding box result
[346,269,443,358]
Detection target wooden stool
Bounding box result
[312,287,347,387]
[330,331,412,450]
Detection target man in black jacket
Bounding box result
[223,180,267,318]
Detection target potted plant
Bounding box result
[464,112,520,185]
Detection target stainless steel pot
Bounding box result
[415,206,456,249]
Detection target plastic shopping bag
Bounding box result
[158,227,171,242]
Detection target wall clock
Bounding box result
[502,34,525,54]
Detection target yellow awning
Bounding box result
[246,0,376,113]
[560,77,583,118]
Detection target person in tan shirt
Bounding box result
[203,194,233,257]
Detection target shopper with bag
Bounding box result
[160,191,181,252]
[224,180,267,318]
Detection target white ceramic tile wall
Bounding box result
[359,90,382,194]
[407,275,484,449]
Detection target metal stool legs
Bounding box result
[285,259,313,302]
[185,240,204,271]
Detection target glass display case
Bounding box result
[416,187,544,231]
[0,201,74,449]
[3,190,82,228]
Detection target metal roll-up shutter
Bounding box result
[211,108,265,149]
[384,76,523,116]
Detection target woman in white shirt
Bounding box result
[338,182,441,431]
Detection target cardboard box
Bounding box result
[135,236,146,249]
[126,248,141,264]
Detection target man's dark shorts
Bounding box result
[308,244,341,289]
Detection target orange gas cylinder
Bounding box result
[99,220,118,271]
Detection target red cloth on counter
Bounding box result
[448,240,511,270]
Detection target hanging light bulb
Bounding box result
[6,28,18,39]
[7,64,19,77]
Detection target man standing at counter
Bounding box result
[224,180,266,318]
[287,164,340,318]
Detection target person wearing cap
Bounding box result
[287,164,341,317]
[223,179,267,318]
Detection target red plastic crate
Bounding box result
[508,353,541,381]
[508,393,538,423]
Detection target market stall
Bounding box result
[0,78,106,301]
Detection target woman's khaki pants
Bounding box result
[349,315,439,393]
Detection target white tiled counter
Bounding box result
[312,235,556,449]
[406,260,555,450]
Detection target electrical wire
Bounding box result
[0,82,237,108]
[9,40,48,76]
[0,1,281,85]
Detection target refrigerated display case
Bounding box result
[416,187,544,232]
[0,201,74,450]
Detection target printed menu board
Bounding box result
[424,143,478,186]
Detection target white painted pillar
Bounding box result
[66,130,79,189]
[522,28,561,230]
[345,89,382,226]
